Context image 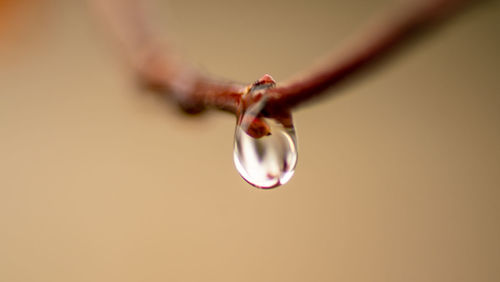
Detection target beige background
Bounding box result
[1,0,499,281]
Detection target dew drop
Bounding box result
[233,78,298,189]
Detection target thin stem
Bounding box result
[91,0,469,115]
[266,0,468,111]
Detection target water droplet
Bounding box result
[233,78,298,189]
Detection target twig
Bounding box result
[266,0,468,112]
[91,0,469,115]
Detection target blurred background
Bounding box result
[1,0,499,281]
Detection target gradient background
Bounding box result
[1,0,499,281]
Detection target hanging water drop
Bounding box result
[233,75,298,189]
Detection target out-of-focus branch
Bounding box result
[91,0,469,115]
[265,0,469,112]
[90,0,244,113]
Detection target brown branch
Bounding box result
[91,0,470,115]
[90,0,246,114]
[265,0,469,112]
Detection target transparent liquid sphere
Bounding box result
[233,97,298,189]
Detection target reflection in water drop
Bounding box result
[233,83,298,189]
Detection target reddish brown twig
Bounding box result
[90,0,246,114]
[91,0,469,115]
[265,0,469,112]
